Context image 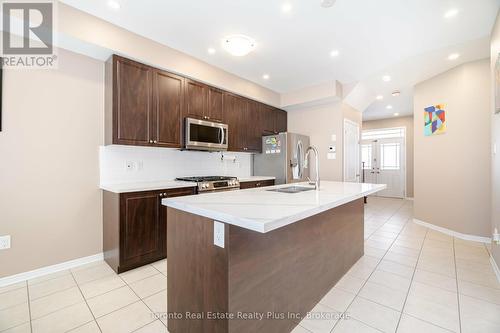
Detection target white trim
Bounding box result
[343,118,361,182]
[404,197,414,201]
[0,253,103,287]
[413,218,491,243]
[490,255,500,284]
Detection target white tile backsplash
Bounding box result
[100,145,253,185]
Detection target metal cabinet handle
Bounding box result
[256,183,261,187]
[163,192,167,196]
[153,140,157,144]
[149,140,153,143]
[159,193,164,197]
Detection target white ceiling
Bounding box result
[61,0,499,119]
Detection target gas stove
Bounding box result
[176,176,240,193]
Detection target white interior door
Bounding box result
[343,119,360,182]
[361,129,406,198]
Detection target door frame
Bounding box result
[361,126,407,198]
[343,118,361,182]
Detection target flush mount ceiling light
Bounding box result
[391,90,401,97]
[448,53,460,60]
[386,105,393,110]
[222,34,256,57]
[330,50,340,57]
[107,0,120,10]
[393,113,400,116]
[376,95,383,100]
[262,74,270,80]
[207,47,216,55]
[282,3,292,12]
[321,0,336,8]
[444,8,459,19]
[382,75,391,82]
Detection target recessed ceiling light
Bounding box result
[222,34,256,57]
[330,50,340,57]
[321,0,336,8]
[262,74,270,80]
[444,8,459,19]
[393,113,400,117]
[107,0,120,10]
[448,53,460,60]
[382,75,391,82]
[386,105,393,109]
[282,3,292,12]
[376,95,384,100]
[391,91,401,97]
[207,48,216,55]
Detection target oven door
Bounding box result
[185,118,228,151]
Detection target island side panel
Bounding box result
[227,198,364,333]
[167,207,229,333]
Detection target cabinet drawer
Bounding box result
[240,179,275,189]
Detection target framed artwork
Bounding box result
[496,53,500,114]
[424,104,446,136]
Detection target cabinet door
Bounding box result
[152,70,184,148]
[185,79,207,120]
[275,109,288,133]
[261,104,276,135]
[224,93,246,151]
[121,192,162,267]
[246,100,263,152]
[207,87,224,122]
[114,56,152,145]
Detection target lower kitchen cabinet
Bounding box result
[239,179,275,189]
[103,186,196,273]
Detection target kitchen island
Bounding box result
[163,181,385,333]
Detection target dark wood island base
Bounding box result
[166,198,364,333]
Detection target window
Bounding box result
[380,143,400,170]
[361,144,372,169]
[362,127,404,140]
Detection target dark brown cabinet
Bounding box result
[184,79,224,122]
[224,93,246,151]
[103,186,196,273]
[106,55,184,148]
[275,109,288,133]
[207,86,224,122]
[239,179,275,189]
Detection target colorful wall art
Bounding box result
[424,104,446,136]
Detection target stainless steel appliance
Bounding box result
[176,176,239,193]
[253,133,310,185]
[184,118,228,151]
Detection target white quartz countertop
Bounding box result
[163,181,386,233]
[100,180,197,193]
[238,176,276,182]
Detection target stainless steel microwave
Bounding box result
[185,118,228,151]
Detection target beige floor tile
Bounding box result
[143,290,167,314]
[417,258,456,278]
[79,274,126,299]
[383,252,418,268]
[332,318,381,332]
[358,281,407,311]
[458,280,500,305]
[455,258,495,274]
[31,302,93,333]
[347,296,400,333]
[151,260,167,273]
[368,270,411,293]
[397,314,453,332]
[129,274,167,299]
[319,287,356,312]
[96,301,156,333]
[457,267,500,289]
[87,285,139,318]
[134,320,167,333]
[365,239,392,251]
[403,282,459,332]
[388,245,420,258]
[30,286,84,319]
[335,273,366,294]
[291,324,312,333]
[68,321,101,333]
[365,246,387,259]
[72,263,115,285]
[1,322,31,333]
[28,274,76,300]
[0,302,30,331]
[28,270,71,286]
[0,282,26,294]
[119,265,159,285]
[459,294,500,333]
[413,269,457,293]
[0,287,28,310]
[299,303,341,333]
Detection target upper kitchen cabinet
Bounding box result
[207,86,224,122]
[260,105,287,135]
[246,100,263,152]
[184,79,224,122]
[105,55,184,148]
[274,109,287,133]
[223,92,246,151]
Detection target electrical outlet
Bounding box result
[214,221,225,248]
[0,235,11,250]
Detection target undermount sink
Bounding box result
[267,186,316,193]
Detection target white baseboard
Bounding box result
[490,255,500,284]
[0,253,104,288]
[413,218,491,244]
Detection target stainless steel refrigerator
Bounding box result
[253,132,310,185]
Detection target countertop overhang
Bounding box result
[163,181,386,233]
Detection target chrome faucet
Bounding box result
[304,146,320,190]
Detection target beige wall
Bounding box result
[0,49,104,277]
[363,116,414,197]
[490,12,500,265]
[288,101,362,181]
[414,59,491,237]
